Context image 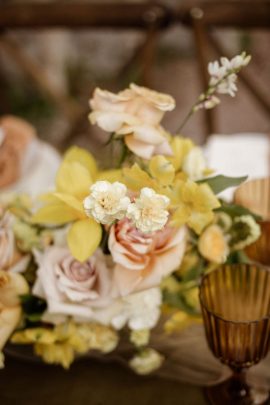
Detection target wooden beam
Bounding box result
[179,1,270,29]
[0,3,171,30]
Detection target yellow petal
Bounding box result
[56,161,92,199]
[32,201,79,225]
[53,193,85,215]
[171,205,190,227]
[168,137,194,171]
[67,219,102,262]
[149,155,175,186]
[97,169,124,183]
[63,146,98,179]
[123,163,158,192]
[188,210,214,234]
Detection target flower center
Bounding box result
[99,193,118,211]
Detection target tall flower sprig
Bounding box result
[177,52,251,132]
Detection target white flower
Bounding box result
[129,348,164,375]
[182,146,207,181]
[84,181,130,225]
[221,52,251,70]
[208,53,251,98]
[127,188,169,233]
[111,287,162,331]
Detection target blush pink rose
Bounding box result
[33,247,122,325]
[108,219,186,296]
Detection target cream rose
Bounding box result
[33,247,122,325]
[89,84,175,159]
[0,211,26,271]
[0,270,29,353]
[109,219,186,296]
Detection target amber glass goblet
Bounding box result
[234,177,270,220]
[199,264,270,404]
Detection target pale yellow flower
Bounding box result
[130,329,150,347]
[198,224,229,263]
[129,348,164,375]
[171,180,220,234]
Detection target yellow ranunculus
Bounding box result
[171,180,220,234]
[198,224,229,263]
[32,146,102,262]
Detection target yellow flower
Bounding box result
[164,310,201,333]
[198,224,229,263]
[12,321,119,369]
[32,146,104,262]
[149,155,175,186]
[171,180,220,234]
[35,342,75,369]
[129,348,164,375]
[168,136,194,171]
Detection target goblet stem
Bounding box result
[229,369,250,401]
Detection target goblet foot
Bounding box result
[204,378,270,405]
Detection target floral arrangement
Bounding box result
[0,52,261,374]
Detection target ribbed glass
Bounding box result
[199,264,270,371]
[245,221,270,266]
[234,177,270,220]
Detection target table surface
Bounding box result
[0,355,207,405]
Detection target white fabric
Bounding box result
[204,133,270,201]
[1,140,60,197]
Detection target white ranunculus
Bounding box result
[127,188,169,234]
[111,287,162,331]
[83,181,130,225]
[182,146,207,181]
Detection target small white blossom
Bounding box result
[208,52,251,97]
[127,188,169,233]
[129,348,164,375]
[194,95,220,111]
[111,287,162,331]
[182,147,207,181]
[84,181,130,225]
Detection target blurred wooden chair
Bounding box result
[179,1,270,141]
[0,2,170,149]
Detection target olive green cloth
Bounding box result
[0,356,207,405]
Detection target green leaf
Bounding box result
[20,294,47,322]
[198,175,248,195]
[182,259,205,283]
[216,201,262,221]
[163,290,200,316]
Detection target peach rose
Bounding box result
[108,219,186,296]
[0,116,36,188]
[89,84,175,159]
[33,247,122,325]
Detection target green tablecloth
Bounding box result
[0,356,207,405]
